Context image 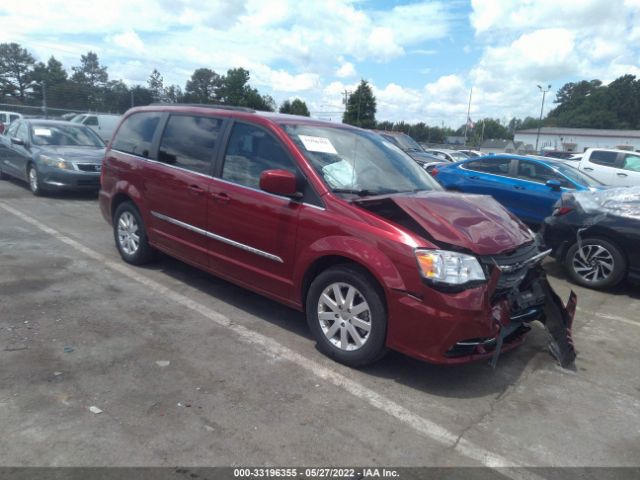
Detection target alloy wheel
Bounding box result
[29,167,39,193]
[572,244,615,283]
[317,282,372,351]
[117,211,140,255]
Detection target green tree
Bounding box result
[184,68,221,103]
[343,80,376,128]
[30,56,67,104]
[147,69,165,102]
[218,67,250,105]
[71,51,108,88]
[279,98,310,116]
[164,84,183,103]
[0,43,36,101]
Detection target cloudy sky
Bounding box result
[1,0,640,126]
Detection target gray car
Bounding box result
[0,119,105,195]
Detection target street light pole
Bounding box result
[535,84,551,152]
[42,81,48,119]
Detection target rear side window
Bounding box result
[465,158,512,176]
[158,115,222,175]
[112,112,162,158]
[589,150,617,166]
[9,114,19,123]
[222,123,298,189]
[0,114,6,123]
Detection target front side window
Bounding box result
[158,115,222,175]
[516,161,568,186]
[9,114,19,123]
[282,123,440,195]
[589,150,617,166]
[465,158,512,176]
[5,120,19,138]
[30,124,104,147]
[222,123,298,189]
[84,116,99,126]
[112,112,162,158]
[622,153,640,172]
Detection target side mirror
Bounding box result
[259,169,301,199]
[546,179,562,190]
[10,137,24,146]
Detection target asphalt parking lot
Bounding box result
[1,177,639,470]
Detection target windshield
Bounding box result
[282,124,442,195]
[70,115,86,124]
[551,162,603,187]
[31,124,105,147]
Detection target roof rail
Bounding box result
[149,103,256,113]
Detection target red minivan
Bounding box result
[99,105,576,367]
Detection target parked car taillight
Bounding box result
[553,206,574,216]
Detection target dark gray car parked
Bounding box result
[0,119,105,195]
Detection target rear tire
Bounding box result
[113,202,155,265]
[565,238,626,290]
[306,265,388,367]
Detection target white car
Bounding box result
[71,113,121,142]
[575,148,640,186]
[423,148,470,162]
[0,111,22,125]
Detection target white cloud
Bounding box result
[335,62,356,78]
[109,30,145,54]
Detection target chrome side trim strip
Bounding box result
[151,211,284,264]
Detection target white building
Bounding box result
[515,127,640,153]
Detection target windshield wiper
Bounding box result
[332,188,376,196]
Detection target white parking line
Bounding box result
[0,201,545,476]
[577,307,640,328]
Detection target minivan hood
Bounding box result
[39,145,105,163]
[375,192,533,255]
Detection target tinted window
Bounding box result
[589,150,617,166]
[465,158,512,175]
[158,115,222,175]
[516,161,569,187]
[112,112,162,158]
[222,123,298,189]
[84,116,99,126]
[9,114,19,123]
[621,153,640,172]
[0,114,6,123]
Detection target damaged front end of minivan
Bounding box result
[356,192,577,368]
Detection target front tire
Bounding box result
[306,265,388,367]
[113,202,155,265]
[565,238,626,290]
[28,164,44,196]
[0,165,9,180]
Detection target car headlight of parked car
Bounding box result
[415,249,485,285]
[40,155,74,170]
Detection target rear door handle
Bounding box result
[513,186,525,190]
[211,191,230,203]
[188,184,204,195]
[617,172,628,177]
[583,167,594,171]
[469,175,479,180]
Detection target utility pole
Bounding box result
[42,81,48,119]
[463,87,473,146]
[535,84,551,152]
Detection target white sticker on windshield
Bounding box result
[33,128,52,136]
[298,135,338,154]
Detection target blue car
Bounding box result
[432,154,604,225]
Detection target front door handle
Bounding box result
[469,175,479,180]
[188,184,204,195]
[617,172,628,177]
[583,167,594,171]
[513,185,525,190]
[211,191,230,203]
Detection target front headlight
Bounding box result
[40,155,73,170]
[415,249,485,285]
